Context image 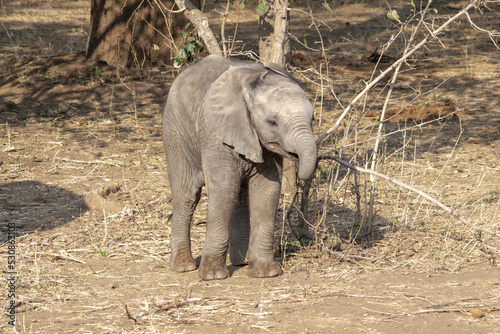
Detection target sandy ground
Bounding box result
[0,0,499,332]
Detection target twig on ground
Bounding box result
[38,252,86,264]
[328,250,381,262]
[122,302,140,324]
[58,157,122,167]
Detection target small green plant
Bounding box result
[88,65,101,82]
[173,31,205,67]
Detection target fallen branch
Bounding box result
[319,155,497,237]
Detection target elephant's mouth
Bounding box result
[267,143,300,161]
[287,152,299,161]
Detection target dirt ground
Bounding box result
[1,0,499,333]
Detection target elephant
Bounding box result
[163,54,316,280]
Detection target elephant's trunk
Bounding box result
[296,140,317,180]
[288,123,317,180]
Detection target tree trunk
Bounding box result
[258,0,291,64]
[86,0,200,68]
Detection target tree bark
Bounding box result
[86,0,200,68]
[258,0,291,64]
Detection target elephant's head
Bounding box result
[202,62,317,180]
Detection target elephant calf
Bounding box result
[163,55,316,280]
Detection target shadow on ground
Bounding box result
[0,180,88,241]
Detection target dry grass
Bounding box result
[1,0,499,332]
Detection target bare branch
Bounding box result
[370,0,434,178]
[220,0,231,57]
[465,10,500,50]
[316,0,480,147]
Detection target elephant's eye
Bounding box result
[266,119,277,127]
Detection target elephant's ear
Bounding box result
[262,62,290,78]
[203,65,265,163]
[263,62,301,85]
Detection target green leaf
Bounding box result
[173,56,183,67]
[256,1,267,16]
[179,49,188,59]
[322,2,332,12]
[239,0,246,10]
[186,43,196,54]
[181,32,187,40]
[387,9,399,20]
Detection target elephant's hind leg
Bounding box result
[168,172,204,273]
[229,181,250,266]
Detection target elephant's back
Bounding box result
[164,55,232,122]
[163,55,232,167]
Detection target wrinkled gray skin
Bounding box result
[163,54,316,280]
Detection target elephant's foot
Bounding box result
[198,255,230,280]
[247,260,282,278]
[169,251,197,272]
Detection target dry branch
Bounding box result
[315,0,480,147]
[220,0,231,57]
[319,155,497,237]
[370,0,433,175]
[174,0,222,55]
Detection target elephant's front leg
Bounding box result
[199,169,241,280]
[247,161,283,278]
